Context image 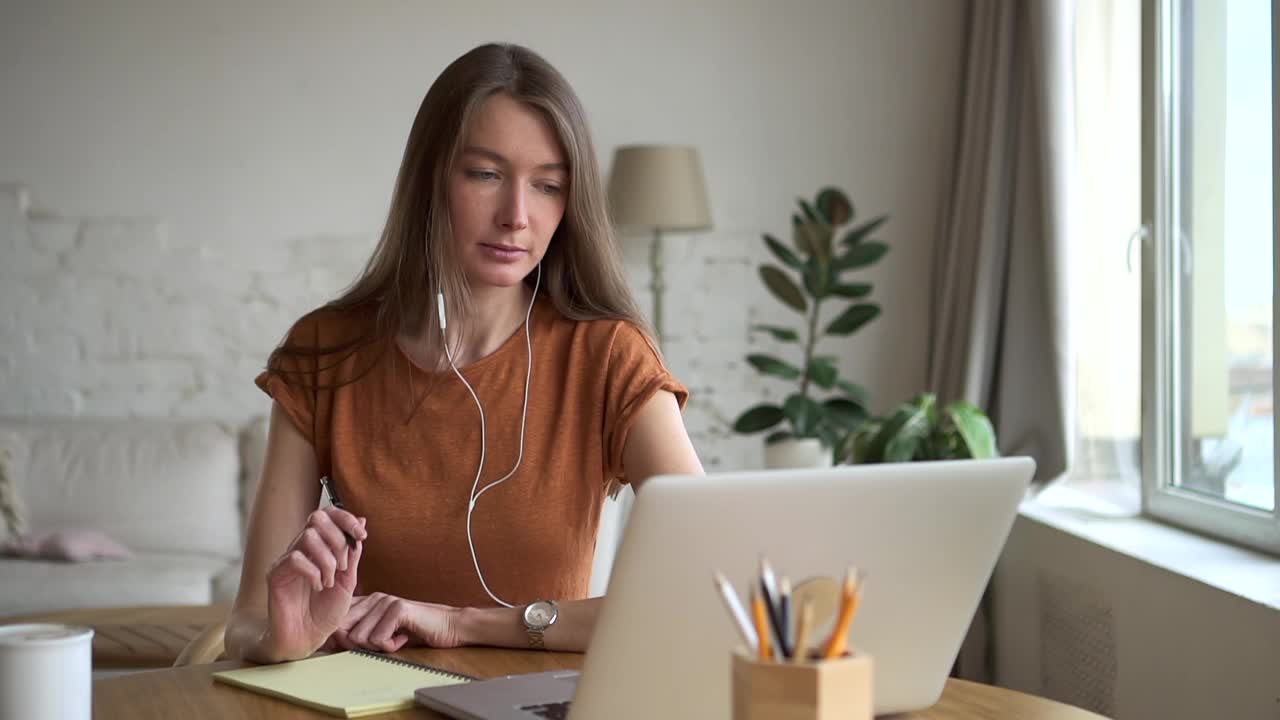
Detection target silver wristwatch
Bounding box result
[522,600,558,650]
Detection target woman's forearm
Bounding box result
[225,608,296,664]
[454,597,602,653]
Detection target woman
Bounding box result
[225,43,704,663]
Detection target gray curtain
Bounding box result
[931,0,1075,681]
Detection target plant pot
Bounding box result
[763,437,833,469]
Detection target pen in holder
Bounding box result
[731,649,872,720]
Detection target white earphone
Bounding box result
[437,263,540,608]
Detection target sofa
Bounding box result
[0,415,624,618]
[0,416,268,617]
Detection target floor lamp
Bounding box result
[606,145,712,345]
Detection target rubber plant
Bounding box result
[731,186,889,461]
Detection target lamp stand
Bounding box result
[649,228,666,345]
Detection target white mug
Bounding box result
[0,623,94,720]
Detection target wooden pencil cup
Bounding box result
[731,651,873,720]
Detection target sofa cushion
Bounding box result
[0,552,233,617]
[0,418,242,558]
[2,528,133,561]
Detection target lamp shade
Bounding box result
[606,145,712,231]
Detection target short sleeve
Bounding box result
[255,314,323,449]
[602,322,689,487]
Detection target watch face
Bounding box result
[525,601,556,628]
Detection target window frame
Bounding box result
[1140,0,1280,555]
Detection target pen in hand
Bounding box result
[319,476,358,549]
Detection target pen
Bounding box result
[319,476,357,548]
[822,567,862,659]
[713,571,759,652]
[758,557,788,660]
[779,576,792,659]
[750,588,772,661]
[792,598,814,664]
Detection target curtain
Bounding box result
[931,0,1076,681]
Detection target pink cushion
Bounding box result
[1,529,133,562]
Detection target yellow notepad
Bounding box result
[212,650,472,718]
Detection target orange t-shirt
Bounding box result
[255,294,688,608]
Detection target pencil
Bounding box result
[750,588,772,661]
[821,567,862,659]
[792,598,814,664]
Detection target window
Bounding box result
[1143,0,1278,552]
[1071,0,1279,555]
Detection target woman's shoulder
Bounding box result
[266,301,385,382]
[541,297,656,354]
[280,301,380,350]
[539,299,664,374]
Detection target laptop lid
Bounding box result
[569,457,1034,720]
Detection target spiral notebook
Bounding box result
[212,649,473,718]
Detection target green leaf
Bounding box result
[746,353,802,380]
[765,430,795,445]
[782,393,823,437]
[733,404,786,433]
[791,214,811,254]
[858,395,934,462]
[807,357,838,389]
[816,426,842,457]
[840,215,888,246]
[802,255,833,299]
[825,303,880,335]
[829,283,872,299]
[822,398,867,428]
[815,188,854,226]
[849,420,883,463]
[763,234,803,269]
[881,397,935,462]
[798,198,827,226]
[751,324,800,342]
[833,241,889,271]
[759,265,807,312]
[928,424,966,460]
[836,380,870,405]
[945,402,999,459]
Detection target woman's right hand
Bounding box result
[262,507,367,661]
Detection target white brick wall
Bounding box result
[0,182,863,470]
[0,183,374,420]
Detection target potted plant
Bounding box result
[841,392,999,463]
[732,187,889,467]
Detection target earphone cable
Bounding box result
[442,264,541,608]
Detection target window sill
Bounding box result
[1019,483,1280,612]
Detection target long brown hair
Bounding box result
[268,43,649,383]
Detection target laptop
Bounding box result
[416,457,1035,720]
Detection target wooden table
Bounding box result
[2,605,228,669]
[93,646,1109,719]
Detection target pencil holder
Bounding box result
[731,650,872,720]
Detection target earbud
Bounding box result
[437,292,447,330]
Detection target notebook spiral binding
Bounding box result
[350,649,477,682]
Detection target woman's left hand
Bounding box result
[328,593,464,653]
